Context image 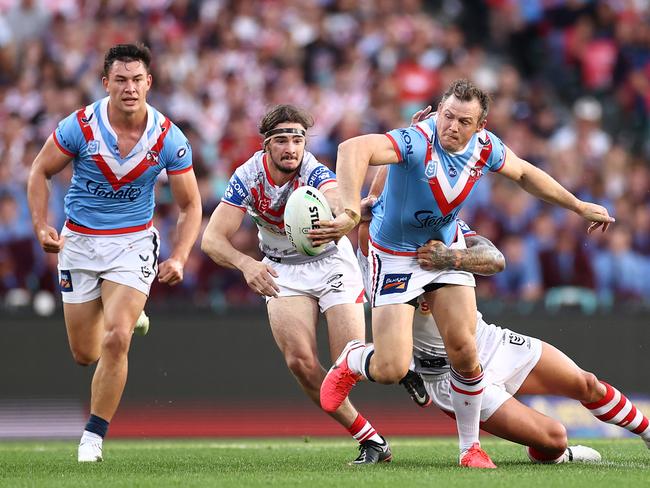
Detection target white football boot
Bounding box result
[527,445,601,464]
[78,440,103,462]
[133,310,150,336]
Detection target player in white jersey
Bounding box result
[400,233,650,463]
[27,44,202,462]
[201,105,391,465]
[313,79,614,468]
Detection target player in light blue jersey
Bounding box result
[27,44,202,462]
[313,79,614,468]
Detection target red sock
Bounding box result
[582,382,650,436]
[347,414,383,444]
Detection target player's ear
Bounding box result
[476,118,487,132]
[102,76,109,92]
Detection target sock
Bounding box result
[582,382,650,438]
[526,446,564,464]
[83,414,109,439]
[345,343,373,379]
[360,345,375,382]
[450,365,485,452]
[347,413,384,444]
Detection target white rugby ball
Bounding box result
[284,186,333,256]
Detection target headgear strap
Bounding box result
[263,127,306,145]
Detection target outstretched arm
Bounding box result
[499,148,614,233]
[417,235,505,276]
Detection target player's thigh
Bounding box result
[482,397,567,451]
[518,342,589,398]
[371,303,415,370]
[324,302,365,360]
[63,298,104,359]
[267,296,320,360]
[424,285,477,356]
[100,280,147,333]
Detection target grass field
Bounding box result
[1,438,649,488]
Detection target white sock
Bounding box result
[346,343,373,378]
[80,430,103,444]
[450,366,485,452]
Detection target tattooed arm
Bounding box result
[416,235,506,276]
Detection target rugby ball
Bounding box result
[284,186,333,256]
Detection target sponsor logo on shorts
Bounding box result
[327,273,343,290]
[59,270,73,292]
[380,273,411,295]
[141,266,153,279]
[508,332,526,347]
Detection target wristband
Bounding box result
[344,208,361,226]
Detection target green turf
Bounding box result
[1,438,649,488]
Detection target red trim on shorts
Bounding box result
[369,237,417,256]
[52,132,75,157]
[385,134,402,162]
[65,219,153,235]
[355,289,365,303]
[167,165,193,175]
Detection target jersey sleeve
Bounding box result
[484,130,507,172]
[457,218,477,237]
[221,168,251,210]
[53,111,84,157]
[385,125,429,169]
[307,164,337,192]
[161,124,193,175]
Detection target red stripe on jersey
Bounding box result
[385,134,402,162]
[52,131,75,157]
[76,110,172,191]
[415,125,430,140]
[65,218,153,235]
[167,165,193,175]
[426,137,492,216]
[262,153,277,186]
[632,416,649,434]
[583,382,615,409]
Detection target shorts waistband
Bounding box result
[65,218,154,235]
[264,246,337,265]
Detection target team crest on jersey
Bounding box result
[87,140,100,154]
[59,270,73,292]
[380,273,411,295]
[146,150,159,166]
[447,165,458,178]
[424,160,437,179]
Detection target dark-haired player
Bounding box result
[27,44,202,462]
[201,104,391,465]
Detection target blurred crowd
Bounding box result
[0,0,649,313]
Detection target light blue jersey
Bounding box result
[53,97,192,233]
[370,115,506,253]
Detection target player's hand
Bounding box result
[417,240,455,271]
[36,224,65,253]
[576,201,615,234]
[158,258,184,286]
[410,105,433,126]
[308,211,358,246]
[360,196,377,222]
[242,260,279,298]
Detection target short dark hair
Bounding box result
[103,43,152,77]
[440,79,490,123]
[258,104,314,135]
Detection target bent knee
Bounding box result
[370,361,409,384]
[71,350,99,366]
[578,371,603,403]
[101,329,133,356]
[445,342,479,372]
[285,354,321,384]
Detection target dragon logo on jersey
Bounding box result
[469,167,484,181]
[380,273,411,295]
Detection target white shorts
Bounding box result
[367,227,475,307]
[422,325,543,421]
[58,226,160,303]
[263,236,365,313]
